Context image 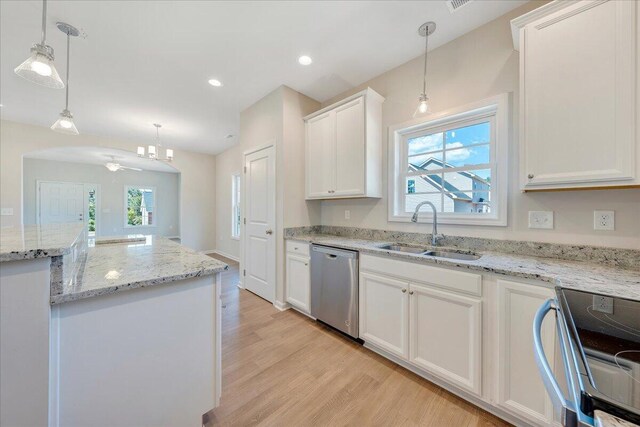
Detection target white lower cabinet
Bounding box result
[286,252,310,314]
[409,283,482,395]
[495,279,557,426]
[359,271,409,359]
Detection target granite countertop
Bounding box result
[594,410,639,427]
[286,234,640,301]
[52,235,227,305]
[0,223,86,261]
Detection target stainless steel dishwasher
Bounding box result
[310,245,359,339]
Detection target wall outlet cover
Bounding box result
[592,295,614,314]
[344,210,351,220]
[593,210,614,231]
[528,211,554,229]
[0,208,14,216]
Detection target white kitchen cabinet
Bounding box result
[409,283,482,396]
[304,88,384,199]
[285,253,310,313]
[512,0,640,191]
[359,271,409,359]
[495,279,557,426]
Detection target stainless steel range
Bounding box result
[534,288,640,426]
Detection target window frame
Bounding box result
[388,94,509,226]
[231,173,241,240]
[123,185,157,228]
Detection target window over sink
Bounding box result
[388,94,509,226]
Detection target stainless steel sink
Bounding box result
[423,251,481,261]
[378,243,481,261]
[378,244,430,254]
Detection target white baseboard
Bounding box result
[273,300,290,311]
[200,249,217,255]
[237,281,244,289]
[209,249,240,262]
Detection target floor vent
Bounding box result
[446,0,473,13]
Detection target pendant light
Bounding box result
[51,22,80,135]
[414,22,436,118]
[138,124,174,162]
[14,0,64,89]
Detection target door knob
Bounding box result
[528,174,534,179]
[266,229,273,235]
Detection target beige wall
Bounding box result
[318,1,640,250]
[23,158,180,237]
[0,120,217,251]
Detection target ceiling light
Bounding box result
[14,0,64,89]
[414,22,436,118]
[298,55,312,66]
[208,79,223,87]
[105,162,120,172]
[137,124,174,162]
[51,22,80,135]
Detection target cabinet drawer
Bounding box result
[286,240,310,256]
[360,254,481,297]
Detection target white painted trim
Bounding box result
[165,235,181,240]
[387,93,510,227]
[37,180,101,236]
[237,281,244,290]
[510,0,582,49]
[200,249,217,255]
[211,249,240,263]
[242,141,275,157]
[273,300,290,311]
[303,87,385,121]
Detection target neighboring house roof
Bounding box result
[408,157,489,201]
[141,190,154,213]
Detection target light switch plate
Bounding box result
[344,210,350,220]
[0,208,14,216]
[594,210,614,230]
[528,211,553,229]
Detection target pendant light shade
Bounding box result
[414,22,436,118]
[14,0,64,89]
[51,109,78,135]
[51,22,80,135]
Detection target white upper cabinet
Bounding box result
[305,88,384,199]
[512,0,639,190]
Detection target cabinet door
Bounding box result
[359,271,409,359]
[334,97,365,197]
[496,280,556,426]
[409,283,482,395]
[306,112,335,198]
[521,0,637,189]
[286,254,310,313]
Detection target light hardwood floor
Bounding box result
[206,254,511,427]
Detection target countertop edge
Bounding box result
[51,264,228,305]
[0,246,73,262]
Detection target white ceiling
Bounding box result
[0,1,527,155]
[25,146,179,173]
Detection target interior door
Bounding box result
[39,182,85,225]
[334,97,365,196]
[243,146,276,303]
[305,112,335,198]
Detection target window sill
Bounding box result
[389,214,507,227]
[124,225,157,228]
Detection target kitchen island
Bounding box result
[0,224,227,427]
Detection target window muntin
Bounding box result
[125,186,156,227]
[231,174,241,239]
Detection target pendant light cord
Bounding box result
[40,0,47,44]
[422,27,429,96]
[65,32,70,109]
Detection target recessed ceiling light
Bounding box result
[208,79,223,87]
[298,55,312,66]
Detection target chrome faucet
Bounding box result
[411,201,439,246]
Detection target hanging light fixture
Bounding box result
[137,124,174,162]
[51,22,80,135]
[14,0,64,89]
[414,21,436,118]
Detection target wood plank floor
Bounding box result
[206,255,511,427]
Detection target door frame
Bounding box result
[241,142,277,302]
[36,180,101,236]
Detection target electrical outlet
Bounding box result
[592,295,614,314]
[0,208,14,216]
[528,211,554,229]
[344,210,351,220]
[594,210,614,230]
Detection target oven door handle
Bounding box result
[533,298,578,427]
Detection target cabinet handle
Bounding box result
[409,291,414,295]
[528,174,534,179]
[401,289,407,293]
[266,229,273,235]
[328,190,335,194]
